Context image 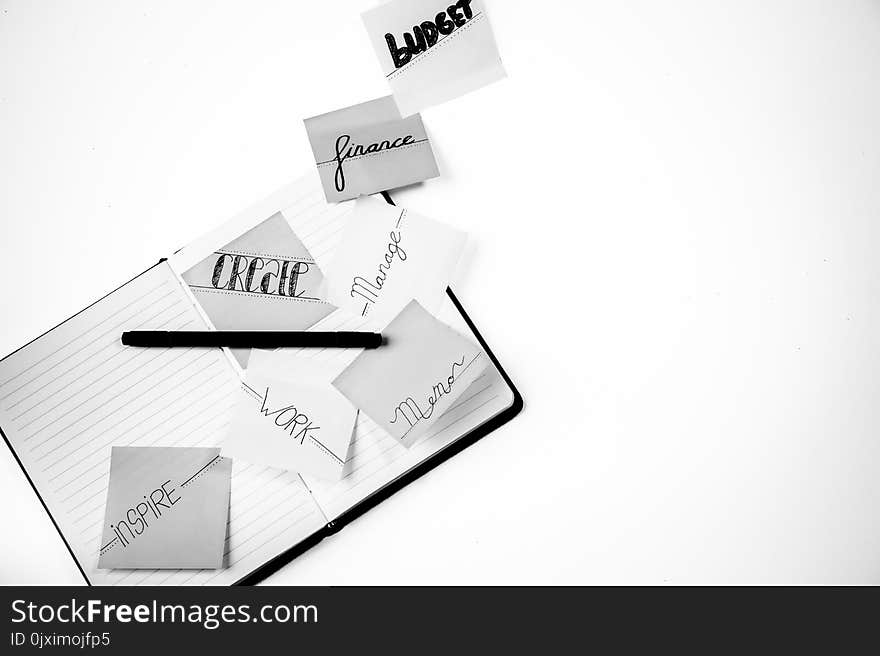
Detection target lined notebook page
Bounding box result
[283,187,515,520]
[0,261,325,585]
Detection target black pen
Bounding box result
[121,330,383,349]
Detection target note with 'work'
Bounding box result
[224,355,357,481]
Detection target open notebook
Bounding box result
[0,174,522,585]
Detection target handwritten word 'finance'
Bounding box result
[332,133,416,192]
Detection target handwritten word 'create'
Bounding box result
[385,0,475,69]
[332,133,416,192]
[108,480,180,549]
[390,355,470,430]
[259,387,320,445]
[350,229,407,313]
[211,252,311,298]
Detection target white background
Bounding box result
[2,0,879,584]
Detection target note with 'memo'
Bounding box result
[333,300,487,448]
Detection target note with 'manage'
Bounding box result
[322,196,466,326]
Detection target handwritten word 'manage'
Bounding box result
[350,229,407,314]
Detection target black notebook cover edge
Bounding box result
[0,191,524,586]
[235,286,524,585]
[235,190,523,585]
[0,260,169,586]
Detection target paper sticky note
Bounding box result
[322,195,466,326]
[305,95,439,202]
[333,300,487,448]
[97,447,231,569]
[362,0,506,116]
[224,356,357,481]
[181,212,335,366]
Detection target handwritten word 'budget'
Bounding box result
[211,252,312,297]
[385,0,475,69]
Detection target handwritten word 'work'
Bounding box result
[258,387,320,445]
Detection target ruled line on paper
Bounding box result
[47,383,235,485]
[0,281,170,391]
[30,350,216,461]
[9,309,193,420]
[2,182,511,585]
[0,262,326,587]
[106,468,319,587]
[338,375,492,461]
[104,473,313,585]
[11,297,185,424]
[51,374,232,483]
[0,286,179,405]
[27,347,211,450]
[309,386,504,518]
[54,369,230,507]
[277,196,513,522]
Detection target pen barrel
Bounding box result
[121,331,382,349]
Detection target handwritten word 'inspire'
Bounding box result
[258,387,320,445]
[108,480,181,549]
[332,134,416,192]
[350,229,407,314]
